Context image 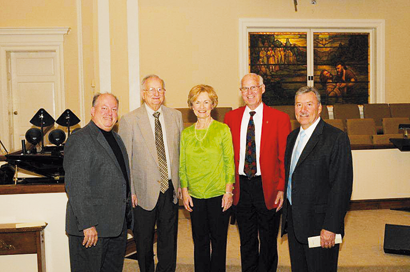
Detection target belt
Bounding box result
[239,175,261,181]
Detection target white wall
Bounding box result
[0,193,69,272]
[352,149,410,200]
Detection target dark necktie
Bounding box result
[153,112,169,193]
[244,111,257,178]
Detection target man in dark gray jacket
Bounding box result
[65,93,133,272]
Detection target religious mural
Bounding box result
[249,32,369,105]
[314,33,369,105]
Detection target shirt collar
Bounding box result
[145,103,162,116]
[245,102,263,116]
[299,117,321,138]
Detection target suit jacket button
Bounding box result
[157,180,161,184]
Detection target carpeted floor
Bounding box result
[123,209,410,271]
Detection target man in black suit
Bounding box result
[65,93,133,272]
[281,86,353,272]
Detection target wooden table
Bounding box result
[0,222,47,272]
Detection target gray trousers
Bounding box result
[68,220,127,272]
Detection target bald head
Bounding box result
[241,73,264,86]
[240,73,265,110]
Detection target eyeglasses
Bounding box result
[144,87,166,94]
[239,85,262,93]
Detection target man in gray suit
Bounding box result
[119,74,183,272]
[65,93,133,272]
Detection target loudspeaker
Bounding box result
[384,224,410,255]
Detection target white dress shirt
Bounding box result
[290,117,321,161]
[239,103,263,176]
[145,103,172,180]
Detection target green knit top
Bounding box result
[179,120,235,199]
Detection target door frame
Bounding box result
[0,28,69,151]
[239,19,385,103]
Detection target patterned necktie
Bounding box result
[153,112,169,193]
[244,111,257,178]
[287,130,306,205]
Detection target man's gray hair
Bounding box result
[92,92,119,107]
[141,74,165,90]
[295,86,321,104]
[242,73,264,86]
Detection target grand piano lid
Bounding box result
[30,108,55,127]
[56,109,80,127]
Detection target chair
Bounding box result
[176,108,196,128]
[321,105,329,119]
[363,103,391,134]
[211,107,232,122]
[347,118,376,135]
[346,118,376,145]
[389,103,410,119]
[324,119,345,132]
[290,120,300,131]
[333,104,360,129]
[273,105,296,120]
[372,134,402,146]
[382,117,410,134]
[348,135,373,145]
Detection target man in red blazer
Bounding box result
[224,73,291,272]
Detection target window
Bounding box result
[240,19,384,105]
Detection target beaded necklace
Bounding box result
[194,118,213,142]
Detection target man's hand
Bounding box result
[182,188,193,212]
[83,226,98,248]
[275,191,284,212]
[178,188,182,200]
[320,229,336,248]
[131,194,138,208]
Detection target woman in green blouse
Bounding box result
[179,84,235,272]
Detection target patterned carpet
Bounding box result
[123,209,410,271]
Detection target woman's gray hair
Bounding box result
[295,86,321,104]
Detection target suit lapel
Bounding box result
[162,106,174,166]
[91,122,123,175]
[136,105,159,166]
[286,131,298,171]
[260,104,270,152]
[234,107,245,137]
[233,107,245,160]
[295,119,324,169]
[114,132,130,176]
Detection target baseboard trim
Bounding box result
[350,198,410,210]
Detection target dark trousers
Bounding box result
[68,220,127,272]
[190,195,231,272]
[286,203,339,272]
[236,175,281,272]
[133,181,178,272]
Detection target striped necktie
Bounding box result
[153,112,169,193]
